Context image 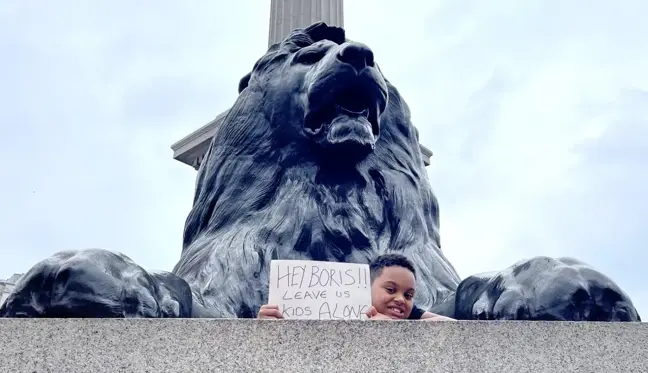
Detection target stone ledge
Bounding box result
[1,319,646,372]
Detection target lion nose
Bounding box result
[337,42,375,70]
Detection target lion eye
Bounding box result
[293,46,328,65]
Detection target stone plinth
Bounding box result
[269,0,344,46]
[1,319,645,372]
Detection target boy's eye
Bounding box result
[405,293,414,300]
[385,287,395,293]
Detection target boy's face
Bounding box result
[370,266,416,319]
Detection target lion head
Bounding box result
[236,22,387,161]
[176,23,460,316]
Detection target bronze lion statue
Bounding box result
[1,23,640,321]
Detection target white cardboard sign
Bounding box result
[268,259,371,320]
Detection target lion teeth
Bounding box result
[336,105,370,118]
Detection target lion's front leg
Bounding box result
[174,241,270,319]
[453,256,640,321]
[0,249,192,318]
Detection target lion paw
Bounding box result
[0,249,192,318]
[454,256,640,321]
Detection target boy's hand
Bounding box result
[257,304,284,319]
[365,306,394,320]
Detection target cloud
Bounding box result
[1,1,646,317]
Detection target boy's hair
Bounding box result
[369,254,417,283]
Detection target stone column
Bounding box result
[268,0,344,47]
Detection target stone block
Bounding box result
[1,319,646,372]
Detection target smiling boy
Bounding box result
[258,254,454,321]
[364,253,454,321]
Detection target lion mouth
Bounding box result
[304,85,381,152]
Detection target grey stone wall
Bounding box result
[1,319,646,372]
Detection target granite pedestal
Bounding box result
[1,319,645,372]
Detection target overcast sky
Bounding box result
[1,1,646,317]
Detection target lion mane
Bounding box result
[172,22,461,317]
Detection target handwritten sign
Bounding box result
[268,260,371,320]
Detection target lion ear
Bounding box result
[238,72,252,94]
